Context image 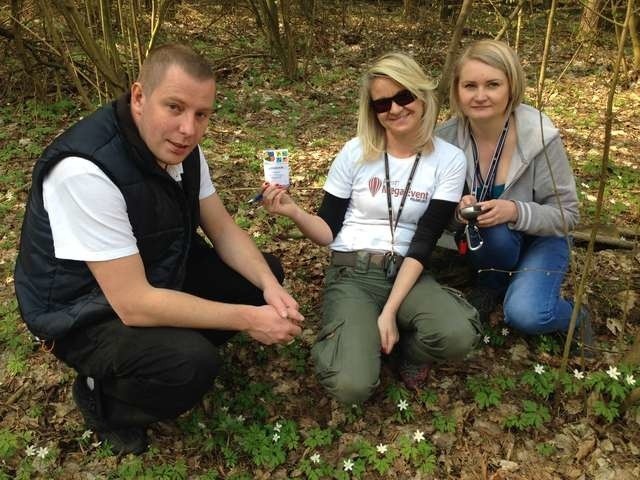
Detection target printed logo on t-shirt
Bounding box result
[367,176,429,203]
[368,177,383,196]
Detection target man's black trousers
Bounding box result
[52,239,284,428]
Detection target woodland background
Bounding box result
[0,1,639,479]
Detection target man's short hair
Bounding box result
[137,44,215,94]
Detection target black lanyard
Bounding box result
[384,152,421,251]
[470,118,510,201]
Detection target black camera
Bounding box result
[460,204,482,221]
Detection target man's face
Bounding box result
[131,65,216,167]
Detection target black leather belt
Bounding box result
[330,251,403,269]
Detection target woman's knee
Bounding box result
[318,371,377,405]
[503,299,553,335]
[409,321,478,363]
[471,225,521,269]
[436,323,477,359]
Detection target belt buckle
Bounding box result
[355,251,370,272]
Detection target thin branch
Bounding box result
[536,0,558,110]
[436,0,474,113]
[560,0,635,373]
[495,0,526,41]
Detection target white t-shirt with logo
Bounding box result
[42,146,215,262]
[324,137,466,256]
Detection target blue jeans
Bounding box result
[469,224,573,335]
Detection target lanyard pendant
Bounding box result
[465,221,484,251]
[384,252,399,280]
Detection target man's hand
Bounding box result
[476,199,518,227]
[246,305,303,345]
[263,284,304,324]
[378,311,399,355]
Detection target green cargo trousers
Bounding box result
[311,254,480,404]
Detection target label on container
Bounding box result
[263,148,290,187]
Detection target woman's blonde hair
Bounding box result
[449,39,525,119]
[357,52,437,161]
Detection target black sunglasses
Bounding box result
[370,89,417,114]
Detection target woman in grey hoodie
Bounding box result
[437,40,589,339]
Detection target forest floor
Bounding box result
[1,3,639,479]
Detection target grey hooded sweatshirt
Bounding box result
[436,103,579,237]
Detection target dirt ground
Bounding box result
[1,2,639,479]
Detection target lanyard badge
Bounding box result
[384,152,421,280]
[464,117,511,253]
[384,252,400,280]
[465,221,484,251]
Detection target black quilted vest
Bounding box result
[14,94,201,340]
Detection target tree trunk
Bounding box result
[51,0,127,96]
[439,0,458,22]
[148,0,176,56]
[436,0,474,112]
[403,0,417,20]
[38,0,94,109]
[579,0,602,40]
[99,0,127,83]
[10,0,39,96]
[560,0,635,373]
[280,0,298,80]
[629,7,640,71]
[247,0,299,80]
[298,0,315,22]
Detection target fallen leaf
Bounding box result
[606,317,623,336]
[52,401,76,424]
[499,459,519,472]
[616,289,638,314]
[575,437,596,461]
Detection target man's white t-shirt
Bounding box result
[43,146,215,261]
[324,137,466,256]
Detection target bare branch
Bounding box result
[436,0,474,113]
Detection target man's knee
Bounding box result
[115,330,221,393]
[147,336,222,418]
[264,253,284,284]
[166,338,221,388]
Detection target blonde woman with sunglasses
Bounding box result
[262,52,479,403]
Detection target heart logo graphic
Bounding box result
[369,177,382,196]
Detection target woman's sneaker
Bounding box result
[72,376,149,455]
[466,286,505,324]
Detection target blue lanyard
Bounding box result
[470,118,510,201]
